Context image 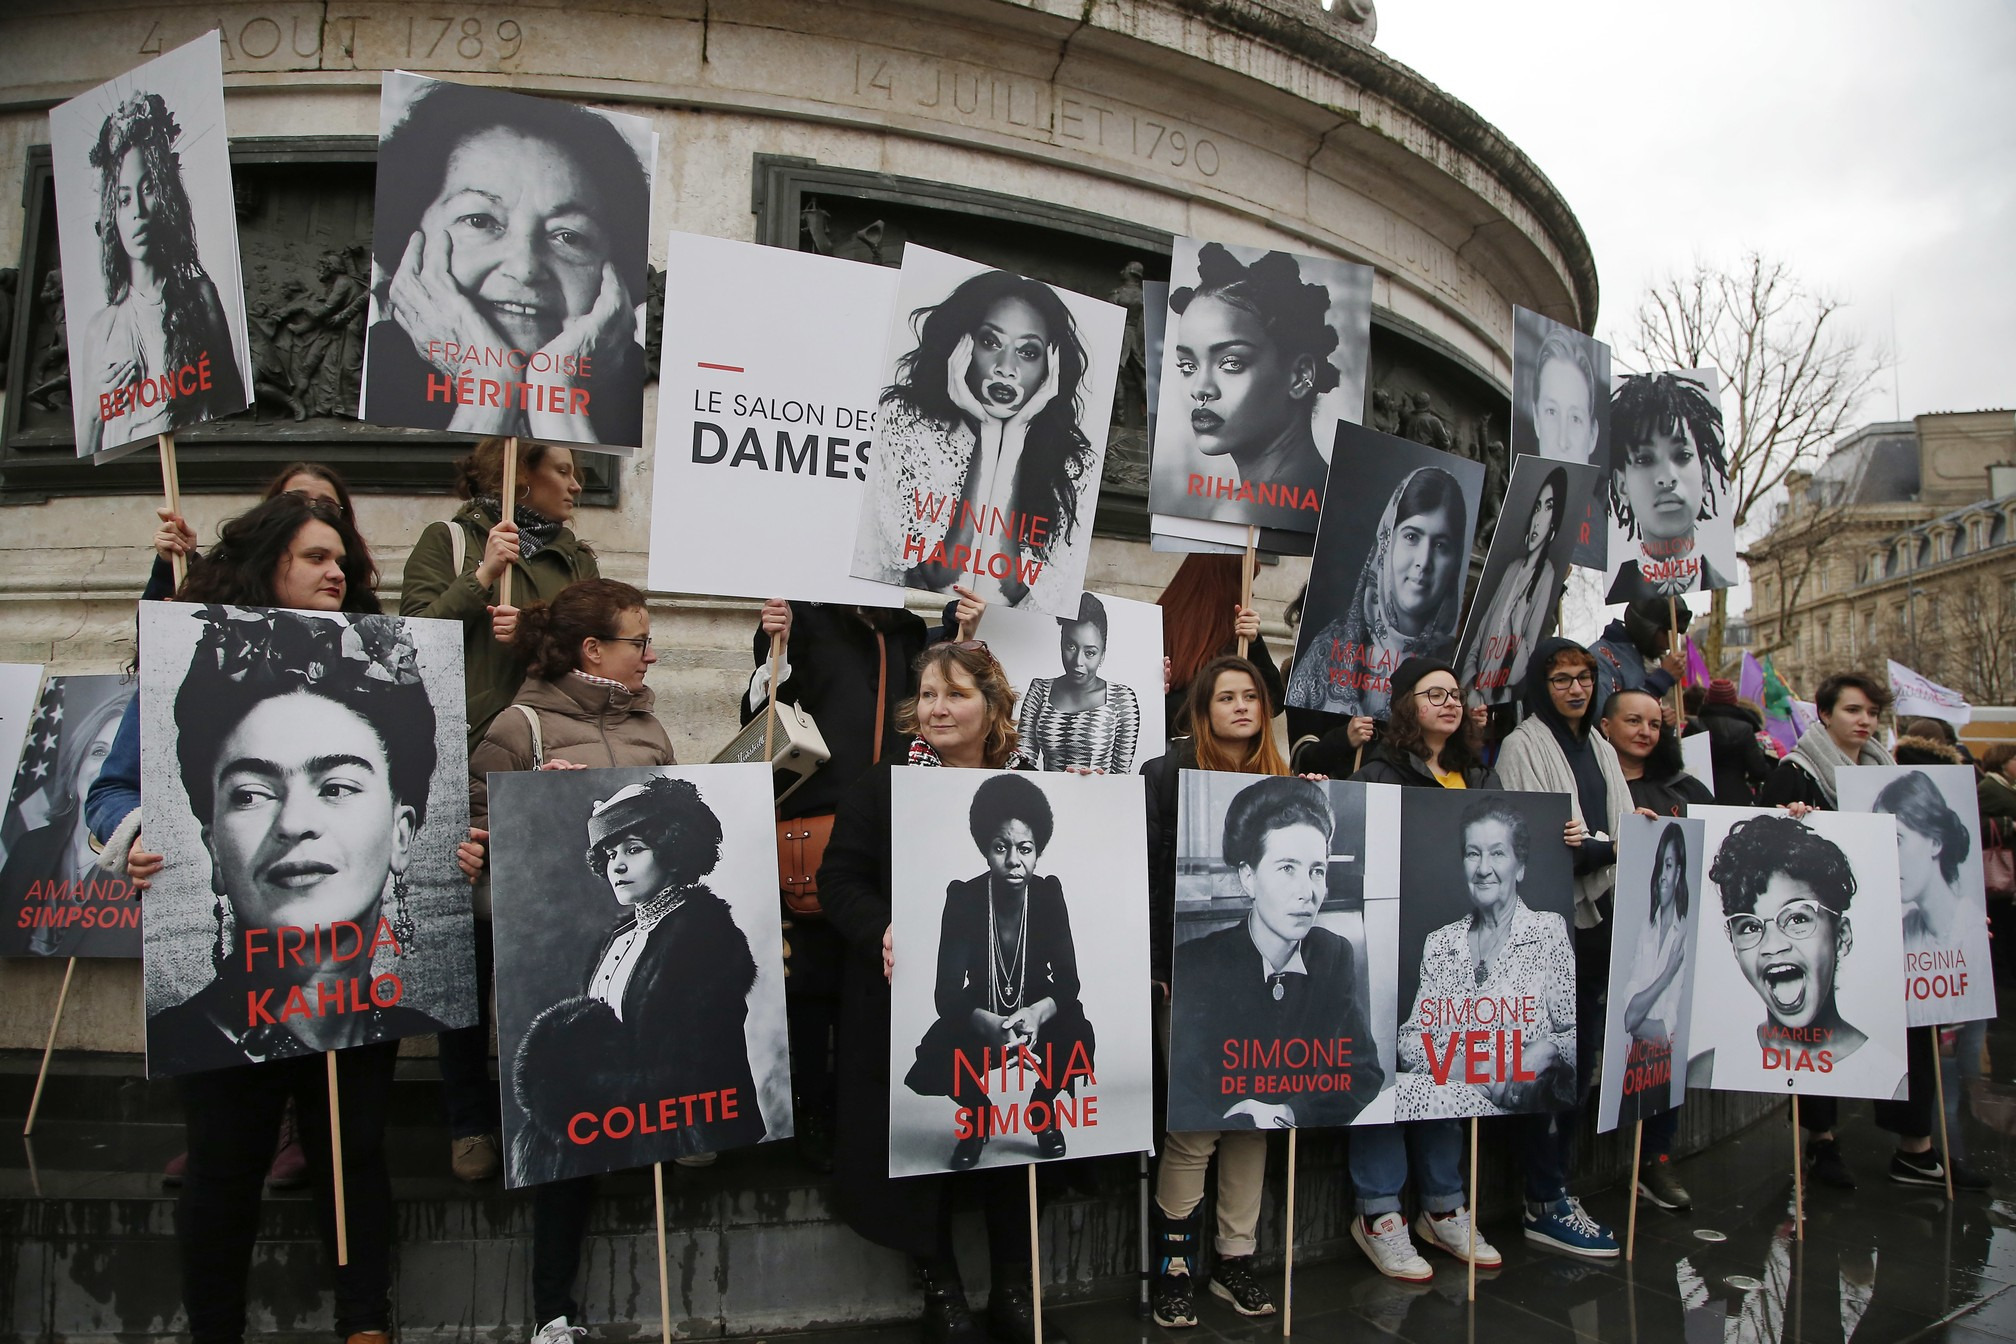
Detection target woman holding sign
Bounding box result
[85,492,406,1344]
[820,642,1057,1344]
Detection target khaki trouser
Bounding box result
[1153,995,1267,1257]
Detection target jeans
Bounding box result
[1519,919,1610,1204]
[533,1176,597,1325]
[178,1041,398,1343]
[1347,1120,1466,1217]
[437,919,497,1138]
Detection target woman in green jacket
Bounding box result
[401,434,598,1180]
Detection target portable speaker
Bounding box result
[711,701,830,805]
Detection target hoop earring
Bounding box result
[212,894,232,973]
[391,873,415,954]
[516,483,530,501]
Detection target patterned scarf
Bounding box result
[474,496,564,559]
[906,737,1039,770]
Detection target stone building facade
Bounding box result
[0,0,1598,1052]
[1740,409,2016,703]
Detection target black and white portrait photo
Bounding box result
[1146,237,1372,536]
[1510,306,1611,570]
[1686,806,1908,1101]
[1285,422,1484,719]
[982,591,1164,775]
[136,603,477,1078]
[0,675,143,959]
[1838,765,1997,1028]
[1165,772,1398,1132]
[887,769,1151,1176]
[1596,815,1703,1133]
[487,764,791,1187]
[0,664,43,819]
[851,245,1126,617]
[1393,788,1576,1120]
[1604,369,1737,602]
[361,72,656,451]
[47,33,253,460]
[1454,455,1601,707]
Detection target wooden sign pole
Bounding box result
[1931,1027,1955,1200]
[1791,1095,1804,1241]
[158,433,186,590]
[1466,1118,1480,1301]
[654,1162,674,1344]
[1626,1119,1643,1261]
[1282,1128,1298,1335]
[497,438,519,607]
[1028,1166,1044,1344]
[22,957,77,1137]
[763,633,784,761]
[1237,528,1256,658]
[326,1050,349,1265]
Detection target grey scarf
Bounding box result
[1785,722,1894,808]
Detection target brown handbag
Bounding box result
[776,629,887,916]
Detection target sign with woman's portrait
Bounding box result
[136,603,477,1078]
[886,768,1152,1177]
[1145,237,1373,537]
[1603,369,1738,602]
[361,72,657,452]
[1596,815,1705,1133]
[1454,454,1601,707]
[1392,788,1576,1120]
[0,675,143,959]
[849,246,1126,618]
[47,32,254,461]
[1684,806,1908,1101]
[648,232,906,607]
[1165,772,1398,1132]
[1284,424,1485,720]
[1838,765,1997,1028]
[1511,306,1611,571]
[487,764,793,1187]
[0,664,45,815]
[981,592,1165,775]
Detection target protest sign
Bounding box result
[137,603,476,1077]
[1838,765,1996,1028]
[1285,422,1485,719]
[1886,661,1972,728]
[1453,454,1600,706]
[0,665,43,810]
[1604,369,1738,602]
[1,675,141,959]
[850,246,1125,617]
[361,72,656,451]
[1165,772,1398,1131]
[1511,306,1611,570]
[1597,815,1704,1133]
[647,233,904,606]
[488,763,791,1186]
[48,33,253,460]
[1392,788,1576,1119]
[887,768,1152,1175]
[981,592,1165,774]
[1685,806,1908,1100]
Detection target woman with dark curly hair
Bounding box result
[1169,243,1341,527]
[855,267,1096,611]
[78,90,247,455]
[364,77,651,446]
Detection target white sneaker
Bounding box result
[1351,1212,1433,1282]
[1413,1207,1502,1268]
[533,1317,586,1344]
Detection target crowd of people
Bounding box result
[74,453,2005,1344]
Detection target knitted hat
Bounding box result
[1390,656,1457,706]
[1707,678,1738,706]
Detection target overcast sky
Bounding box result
[1378,0,2016,422]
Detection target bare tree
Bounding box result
[1620,254,1889,668]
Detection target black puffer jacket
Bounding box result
[1695,702,1777,806]
[1347,737,1501,790]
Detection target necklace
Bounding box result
[633,885,688,934]
[1469,908,1514,988]
[986,877,1028,1014]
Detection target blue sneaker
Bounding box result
[1522,1196,1619,1258]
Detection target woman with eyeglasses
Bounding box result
[454,577,682,1340]
[146,461,371,602]
[1337,657,1504,1282]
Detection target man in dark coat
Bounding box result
[1695,678,1777,806]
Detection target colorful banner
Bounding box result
[1837,765,1997,1028]
[647,233,905,607]
[1685,806,1908,1100]
[1597,815,1704,1133]
[850,246,1125,616]
[1603,368,1738,601]
[1,675,142,959]
[1391,787,1577,1119]
[1511,306,1611,570]
[1147,237,1373,536]
[1165,772,1399,1131]
[1453,453,1600,706]
[488,764,792,1186]
[48,32,254,460]
[360,72,657,451]
[1286,423,1486,718]
[887,768,1152,1175]
[137,603,477,1078]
